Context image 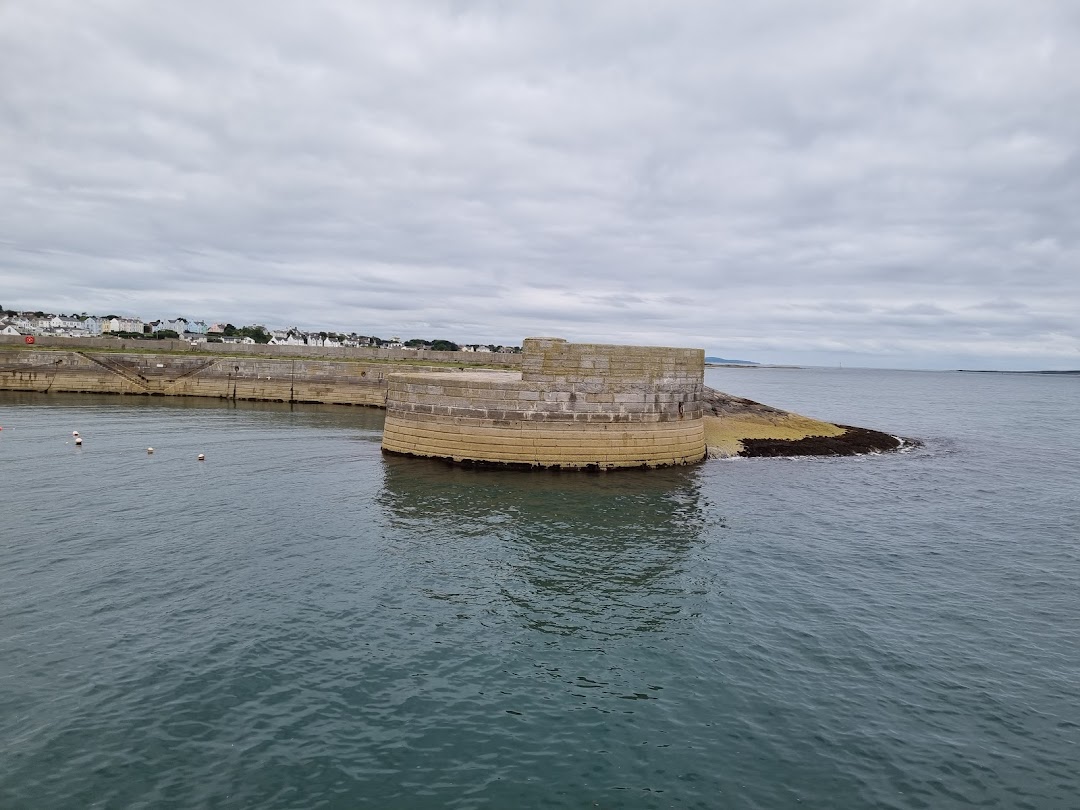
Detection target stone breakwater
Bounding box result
[1,342,912,463]
[0,334,521,367]
[381,338,707,469]
[0,348,419,406]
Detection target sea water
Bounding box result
[1,367,1078,809]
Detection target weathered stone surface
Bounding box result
[0,349,398,406]
[381,338,707,469]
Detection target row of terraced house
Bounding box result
[0,313,211,339]
[1,312,384,349]
[1,311,522,353]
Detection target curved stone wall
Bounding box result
[381,338,706,469]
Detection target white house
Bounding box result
[268,328,306,346]
[49,315,81,330]
[307,335,343,348]
[268,334,306,346]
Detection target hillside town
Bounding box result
[0,307,520,353]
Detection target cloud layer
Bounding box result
[2,0,1078,368]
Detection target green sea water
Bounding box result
[1,367,1078,808]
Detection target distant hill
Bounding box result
[959,369,1080,375]
[705,356,759,365]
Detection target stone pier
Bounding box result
[380,337,707,469]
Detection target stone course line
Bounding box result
[381,337,707,470]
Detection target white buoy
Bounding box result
[72,431,79,437]
[147,447,154,454]
[75,437,83,446]
[197,453,205,461]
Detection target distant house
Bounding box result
[102,316,144,334]
[296,333,342,348]
[49,315,81,330]
[17,314,50,335]
[1,324,22,336]
[268,329,306,346]
[186,321,209,335]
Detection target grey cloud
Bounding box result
[2,0,1078,368]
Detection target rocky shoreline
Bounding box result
[701,387,916,459]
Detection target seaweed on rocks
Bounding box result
[739,426,912,458]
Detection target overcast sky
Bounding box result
[2,1,1077,368]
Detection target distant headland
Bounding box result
[958,369,1080,375]
[705,356,759,365]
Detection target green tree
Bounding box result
[238,325,271,343]
[431,339,460,352]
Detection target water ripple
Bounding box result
[2,383,1080,808]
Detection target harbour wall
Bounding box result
[0,335,521,367]
[2,339,709,469]
[381,338,707,469]
[0,348,466,406]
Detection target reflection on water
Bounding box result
[0,390,387,432]
[378,455,722,639]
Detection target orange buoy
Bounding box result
[25,335,35,344]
